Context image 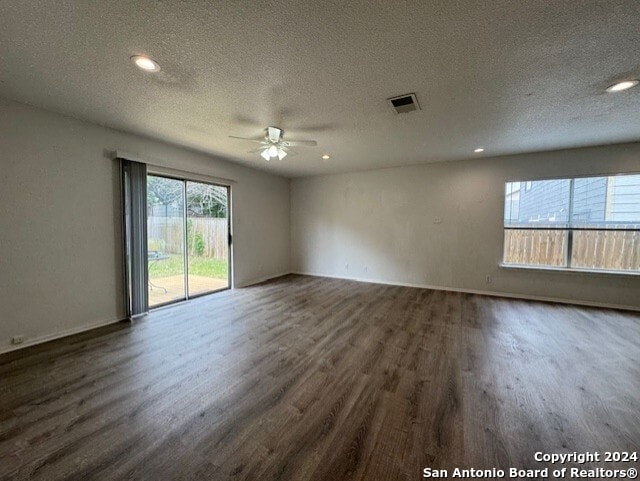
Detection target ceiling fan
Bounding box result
[229,126,317,161]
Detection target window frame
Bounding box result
[502,171,640,276]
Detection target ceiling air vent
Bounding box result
[388,93,420,114]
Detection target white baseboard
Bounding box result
[0,271,291,355]
[3,272,635,356]
[0,316,126,355]
[236,271,293,288]
[291,271,640,312]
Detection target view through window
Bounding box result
[504,173,640,272]
[147,175,230,307]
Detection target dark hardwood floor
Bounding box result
[1,275,639,480]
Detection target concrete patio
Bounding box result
[149,274,229,306]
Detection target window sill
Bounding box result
[499,263,640,277]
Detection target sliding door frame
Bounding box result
[147,173,187,308]
[185,178,232,300]
[147,171,232,308]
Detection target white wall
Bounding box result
[2,96,639,355]
[291,143,640,310]
[0,98,290,352]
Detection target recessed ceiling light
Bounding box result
[474,147,485,153]
[322,154,331,160]
[605,80,639,93]
[130,55,160,72]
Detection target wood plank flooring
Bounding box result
[1,275,639,480]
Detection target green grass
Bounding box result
[149,254,228,279]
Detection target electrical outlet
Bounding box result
[485,275,492,284]
[363,265,368,273]
[11,335,25,345]
[433,217,442,224]
[345,263,349,270]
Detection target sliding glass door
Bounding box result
[147,176,185,306]
[186,182,230,297]
[147,175,230,308]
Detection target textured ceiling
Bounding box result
[1,1,640,177]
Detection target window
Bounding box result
[147,175,231,308]
[503,173,640,273]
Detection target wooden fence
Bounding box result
[504,228,640,270]
[572,229,640,270]
[503,229,567,266]
[148,217,228,260]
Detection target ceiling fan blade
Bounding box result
[277,145,297,157]
[283,139,318,147]
[229,135,265,143]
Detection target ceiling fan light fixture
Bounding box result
[229,126,316,161]
[268,145,279,157]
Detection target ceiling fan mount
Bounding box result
[229,126,317,161]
